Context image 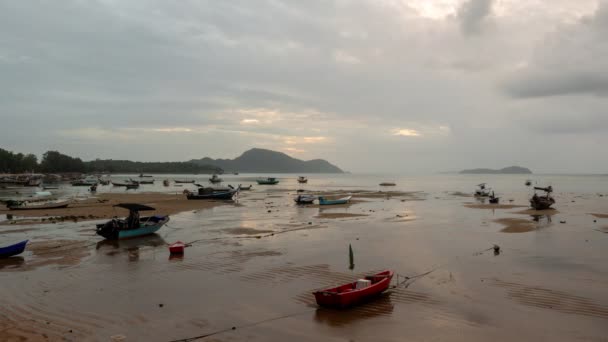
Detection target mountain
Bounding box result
[191,148,344,173]
[459,166,532,174]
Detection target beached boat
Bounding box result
[257,177,279,185]
[185,186,239,200]
[239,184,252,190]
[0,240,28,258]
[474,183,490,197]
[297,176,308,183]
[95,203,170,240]
[489,191,499,204]
[294,194,316,204]
[169,241,186,254]
[112,180,138,187]
[72,178,98,186]
[318,196,352,205]
[379,182,396,186]
[313,270,394,308]
[530,186,555,210]
[174,179,195,184]
[209,174,222,183]
[8,200,70,210]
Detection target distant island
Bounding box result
[0,147,343,174]
[459,166,532,174]
[191,148,344,173]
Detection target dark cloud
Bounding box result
[457,0,494,35]
[503,3,608,98]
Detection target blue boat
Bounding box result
[96,203,170,240]
[318,196,352,205]
[186,186,239,200]
[0,240,28,258]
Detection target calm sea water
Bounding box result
[2,173,607,201]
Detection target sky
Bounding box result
[0,0,606,173]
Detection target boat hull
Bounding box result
[0,240,28,258]
[96,217,170,240]
[313,270,393,308]
[9,201,70,210]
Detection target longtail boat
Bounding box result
[96,203,169,240]
[318,196,351,205]
[530,186,555,210]
[8,200,70,210]
[313,270,394,308]
[186,186,239,200]
[256,177,279,185]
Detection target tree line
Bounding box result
[0,148,222,174]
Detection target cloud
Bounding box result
[503,3,608,98]
[457,0,494,35]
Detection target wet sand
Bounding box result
[0,192,225,225]
[1,183,608,341]
[464,203,527,209]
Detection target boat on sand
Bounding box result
[7,200,70,210]
[257,177,279,185]
[318,196,351,205]
[185,186,239,200]
[96,203,170,240]
[297,176,308,183]
[0,240,28,258]
[530,186,555,210]
[294,194,316,204]
[313,270,394,308]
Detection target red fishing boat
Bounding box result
[169,241,186,254]
[313,270,394,308]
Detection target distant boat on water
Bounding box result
[257,177,279,185]
[379,182,396,186]
[139,173,153,178]
[530,186,555,210]
[209,174,222,183]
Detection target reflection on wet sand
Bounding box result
[0,256,24,270]
[313,294,395,327]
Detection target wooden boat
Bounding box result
[169,241,186,254]
[530,186,555,210]
[256,177,279,185]
[209,174,223,183]
[294,194,315,204]
[163,179,170,186]
[0,240,28,258]
[112,181,133,187]
[96,203,170,240]
[186,186,239,200]
[379,182,396,186]
[174,179,195,184]
[313,270,394,308]
[8,200,70,210]
[297,176,308,183]
[318,196,352,205]
[489,192,499,204]
[474,183,490,197]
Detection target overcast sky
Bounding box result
[1,0,606,173]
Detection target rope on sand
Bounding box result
[168,309,315,342]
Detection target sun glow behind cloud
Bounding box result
[392,128,421,137]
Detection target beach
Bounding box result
[1,174,607,341]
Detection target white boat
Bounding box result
[8,199,70,210]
